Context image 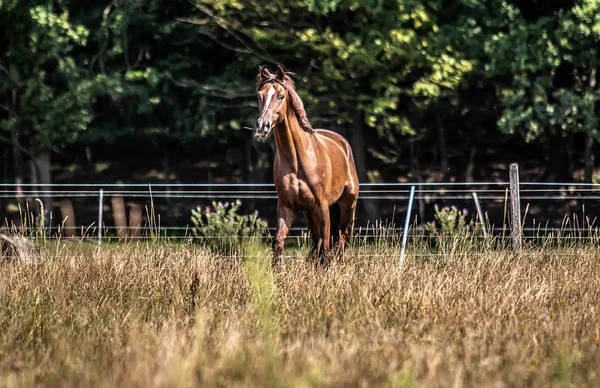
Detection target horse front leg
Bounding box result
[315,202,332,267]
[273,202,296,266]
[306,211,322,262]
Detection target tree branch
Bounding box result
[167,75,256,99]
[90,0,118,72]
[176,16,210,25]
[0,63,21,86]
[0,134,36,161]
[123,23,131,71]
[194,28,253,54]
[187,1,275,63]
[133,47,145,68]
[205,101,256,110]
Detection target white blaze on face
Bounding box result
[261,85,275,119]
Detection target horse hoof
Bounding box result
[271,255,283,270]
[320,253,333,268]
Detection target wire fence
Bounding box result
[2,181,600,246]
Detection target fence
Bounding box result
[2,166,600,248]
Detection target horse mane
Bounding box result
[256,68,314,134]
[284,77,314,134]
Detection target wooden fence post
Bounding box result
[509,163,522,251]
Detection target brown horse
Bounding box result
[254,65,359,266]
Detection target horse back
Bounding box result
[314,129,353,159]
[314,129,359,189]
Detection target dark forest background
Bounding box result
[1,0,600,230]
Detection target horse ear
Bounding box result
[258,65,272,82]
[276,64,286,81]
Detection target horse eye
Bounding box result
[277,94,285,100]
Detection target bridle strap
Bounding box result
[258,77,286,90]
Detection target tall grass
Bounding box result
[1,235,600,387]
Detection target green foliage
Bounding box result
[484,1,600,143]
[190,200,268,255]
[197,0,469,139]
[2,0,600,185]
[304,0,343,15]
[0,2,97,150]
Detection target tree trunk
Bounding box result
[11,131,25,207]
[410,140,425,225]
[128,203,143,239]
[584,68,597,184]
[34,150,52,226]
[584,133,594,183]
[59,199,77,238]
[465,146,477,183]
[436,103,449,180]
[163,148,173,223]
[245,141,257,210]
[351,108,377,222]
[10,89,25,208]
[2,147,7,183]
[542,133,570,182]
[28,155,40,228]
[111,196,128,239]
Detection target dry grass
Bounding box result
[1,240,600,387]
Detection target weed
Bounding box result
[190,200,269,255]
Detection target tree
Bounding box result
[484,0,600,181]
[65,0,257,179]
[0,1,97,218]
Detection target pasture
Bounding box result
[1,236,599,387]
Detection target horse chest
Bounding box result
[275,174,315,209]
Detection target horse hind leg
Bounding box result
[329,202,341,252]
[317,203,333,267]
[335,199,357,262]
[306,212,321,263]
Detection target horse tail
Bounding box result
[329,202,341,240]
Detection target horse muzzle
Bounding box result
[254,119,272,140]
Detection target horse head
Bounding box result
[254,64,313,141]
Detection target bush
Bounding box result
[190,200,269,255]
[424,205,485,252]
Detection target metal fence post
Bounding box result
[509,163,522,251]
[98,189,104,248]
[471,192,488,238]
[399,185,416,267]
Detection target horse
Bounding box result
[254,64,359,266]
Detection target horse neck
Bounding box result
[274,108,311,171]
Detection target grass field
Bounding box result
[1,237,600,387]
